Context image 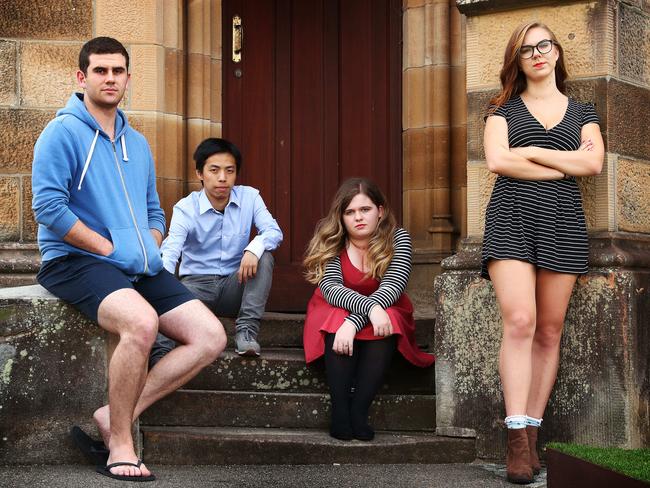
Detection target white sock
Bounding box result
[525,415,542,427]
[505,414,527,429]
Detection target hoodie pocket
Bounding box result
[104,227,146,274]
[138,226,164,274]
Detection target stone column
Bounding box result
[186,0,223,193]
[435,0,650,459]
[403,1,465,314]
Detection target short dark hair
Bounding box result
[79,37,129,74]
[194,138,242,173]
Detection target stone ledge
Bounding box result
[0,285,108,465]
[434,233,650,458]
[456,0,572,16]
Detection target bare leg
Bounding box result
[488,260,537,416]
[94,299,226,464]
[526,269,577,418]
[132,299,226,418]
[94,289,159,478]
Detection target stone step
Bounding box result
[185,348,435,394]
[219,313,434,349]
[141,390,436,431]
[141,426,476,465]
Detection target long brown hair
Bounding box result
[489,22,568,110]
[303,178,397,284]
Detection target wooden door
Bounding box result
[223,0,401,311]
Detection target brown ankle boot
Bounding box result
[506,428,533,484]
[526,425,541,475]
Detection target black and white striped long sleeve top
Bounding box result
[318,227,413,331]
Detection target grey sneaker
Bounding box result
[235,329,261,356]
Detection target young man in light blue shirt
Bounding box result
[152,138,283,359]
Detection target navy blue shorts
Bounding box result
[37,254,196,322]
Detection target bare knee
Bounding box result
[195,321,227,364]
[120,311,159,354]
[503,310,535,341]
[534,321,564,350]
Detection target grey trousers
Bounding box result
[149,252,274,367]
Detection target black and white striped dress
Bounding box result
[481,96,599,280]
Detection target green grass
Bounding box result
[547,442,650,483]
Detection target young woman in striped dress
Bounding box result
[303,178,434,441]
[483,22,604,484]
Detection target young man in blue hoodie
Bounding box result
[32,37,226,482]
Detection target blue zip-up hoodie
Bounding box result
[32,93,165,278]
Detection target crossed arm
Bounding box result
[319,228,412,355]
[483,115,604,179]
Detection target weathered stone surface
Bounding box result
[142,390,436,431]
[0,243,40,274]
[185,348,434,395]
[0,178,20,242]
[142,426,476,465]
[0,0,91,40]
[435,234,650,458]
[129,45,166,111]
[465,2,603,90]
[0,285,108,465]
[0,41,16,106]
[20,44,80,108]
[619,2,650,86]
[22,178,37,242]
[466,89,495,161]
[164,48,184,115]
[96,0,161,44]
[163,0,182,49]
[607,78,650,160]
[0,109,56,173]
[617,158,650,233]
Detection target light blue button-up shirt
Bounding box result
[160,186,283,276]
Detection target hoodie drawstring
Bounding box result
[78,132,129,190]
[78,129,99,190]
[120,134,129,162]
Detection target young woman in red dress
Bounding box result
[303,178,434,441]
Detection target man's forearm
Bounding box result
[63,220,113,256]
[150,228,163,247]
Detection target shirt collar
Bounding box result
[198,187,241,214]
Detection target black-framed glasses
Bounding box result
[519,39,555,59]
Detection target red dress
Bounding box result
[303,249,435,368]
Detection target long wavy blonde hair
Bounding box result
[488,22,568,111]
[303,178,397,284]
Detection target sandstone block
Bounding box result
[607,79,650,160]
[96,0,162,44]
[187,53,211,119]
[466,2,603,90]
[0,0,91,40]
[0,178,19,242]
[403,127,434,190]
[617,158,650,233]
[22,178,37,242]
[163,0,182,49]
[403,189,431,241]
[211,59,222,122]
[20,43,80,109]
[164,48,184,114]
[0,109,53,174]
[0,41,17,106]
[129,45,166,111]
[619,2,650,87]
[403,5,426,69]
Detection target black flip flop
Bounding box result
[96,460,156,482]
[71,426,110,466]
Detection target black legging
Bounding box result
[324,333,396,438]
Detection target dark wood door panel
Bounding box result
[223,0,401,311]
